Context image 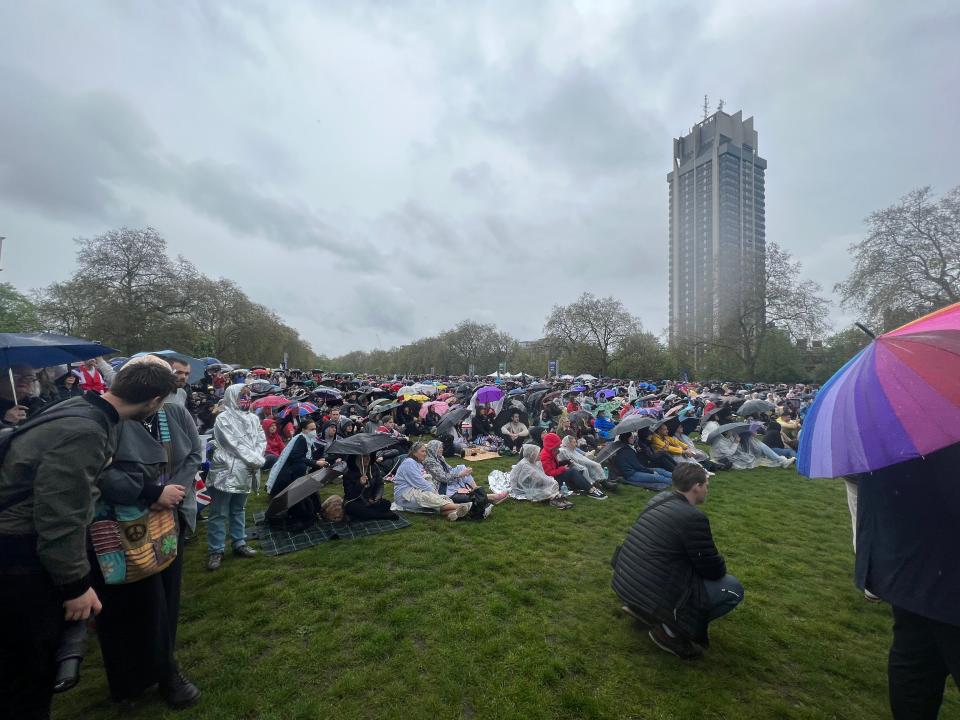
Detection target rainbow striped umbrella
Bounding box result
[798,302,960,478]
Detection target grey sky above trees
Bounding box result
[1,1,958,355]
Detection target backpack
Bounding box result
[0,400,113,515]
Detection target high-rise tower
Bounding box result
[668,109,766,349]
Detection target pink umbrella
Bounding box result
[437,392,455,401]
[251,395,289,410]
[419,401,450,419]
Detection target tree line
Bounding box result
[1,227,320,369]
[2,184,956,381]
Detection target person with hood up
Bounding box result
[558,434,609,487]
[540,432,606,500]
[508,443,572,509]
[261,418,286,470]
[205,384,266,571]
[342,453,398,521]
[422,440,507,509]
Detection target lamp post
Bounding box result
[0,236,5,271]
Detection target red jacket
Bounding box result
[539,432,566,477]
[262,419,286,457]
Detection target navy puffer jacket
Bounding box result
[611,491,727,642]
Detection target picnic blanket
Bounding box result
[251,511,411,556]
[464,449,501,462]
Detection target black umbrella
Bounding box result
[265,464,343,519]
[698,405,729,428]
[52,620,87,693]
[738,399,775,418]
[704,422,756,444]
[324,433,403,456]
[568,410,593,427]
[610,414,658,436]
[595,440,627,465]
[434,407,471,435]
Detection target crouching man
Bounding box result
[611,463,743,659]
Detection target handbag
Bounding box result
[90,410,179,584]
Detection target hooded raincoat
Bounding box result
[508,444,560,501]
[208,384,266,494]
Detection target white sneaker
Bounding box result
[482,504,494,519]
[781,457,796,467]
[445,510,460,522]
[456,503,471,519]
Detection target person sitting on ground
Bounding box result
[762,411,797,460]
[470,405,495,441]
[265,419,328,525]
[777,407,801,451]
[377,416,411,453]
[342,453,399,521]
[651,421,698,462]
[390,442,472,521]
[500,411,529,454]
[364,413,381,434]
[423,440,506,514]
[558,434,611,488]
[614,433,672,490]
[508,443,572,509]
[611,463,744,659]
[261,418,286,470]
[634,428,678,472]
[700,405,734,444]
[314,421,341,461]
[398,404,424,436]
[540,432,607,499]
[594,409,615,441]
[672,419,729,471]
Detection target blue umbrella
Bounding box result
[0,332,116,369]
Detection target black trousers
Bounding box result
[501,435,524,451]
[889,605,960,720]
[345,498,398,521]
[90,526,186,700]
[557,467,591,492]
[0,570,63,720]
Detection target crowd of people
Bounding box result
[3,350,953,719]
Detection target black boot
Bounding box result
[160,670,201,709]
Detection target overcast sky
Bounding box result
[1,1,957,355]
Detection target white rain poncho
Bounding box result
[558,435,605,483]
[508,444,560,501]
[208,383,267,493]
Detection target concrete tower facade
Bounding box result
[668,109,766,348]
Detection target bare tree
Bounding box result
[543,293,640,376]
[694,242,830,378]
[837,185,960,330]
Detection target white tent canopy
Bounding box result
[575,373,598,381]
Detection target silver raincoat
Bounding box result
[208,384,267,494]
[509,444,560,501]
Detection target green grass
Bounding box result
[53,455,957,720]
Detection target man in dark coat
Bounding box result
[611,463,743,659]
[0,361,178,719]
[855,442,960,719]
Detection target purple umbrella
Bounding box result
[475,386,504,403]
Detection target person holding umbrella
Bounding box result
[265,419,328,526]
[342,453,399,521]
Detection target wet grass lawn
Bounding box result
[54,454,954,720]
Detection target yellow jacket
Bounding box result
[650,433,687,455]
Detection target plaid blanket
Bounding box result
[251,511,411,556]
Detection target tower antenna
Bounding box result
[702,95,709,120]
[717,98,725,112]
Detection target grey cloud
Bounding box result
[480,63,664,177]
